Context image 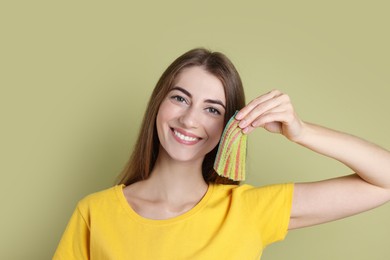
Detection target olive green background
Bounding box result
[1,1,389,259]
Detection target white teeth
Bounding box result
[174,130,198,142]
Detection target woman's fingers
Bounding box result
[236,90,303,139]
[237,90,291,129]
[236,89,282,121]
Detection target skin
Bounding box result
[124,67,390,229]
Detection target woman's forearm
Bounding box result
[294,122,390,189]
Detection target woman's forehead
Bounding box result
[173,67,225,96]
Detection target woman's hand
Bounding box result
[235,90,304,141]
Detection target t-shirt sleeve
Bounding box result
[53,203,90,260]
[241,183,294,248]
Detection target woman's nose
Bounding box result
[179,108,200,128]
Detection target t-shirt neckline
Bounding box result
[115,183,215,225]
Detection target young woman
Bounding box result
[54,48,390,259]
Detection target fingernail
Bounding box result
[242,127,249,134]
[235,112,242,120]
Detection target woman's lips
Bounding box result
[171,128,201,145]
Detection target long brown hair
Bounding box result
[117,48,246,185]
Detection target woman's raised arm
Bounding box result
[236,90,390,229]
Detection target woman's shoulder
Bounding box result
[77,184,124,209]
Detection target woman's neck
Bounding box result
[144,152,208,203]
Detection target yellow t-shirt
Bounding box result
[54,183,294,260]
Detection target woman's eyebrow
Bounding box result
[171,86,191,97]
[205,99,226,110]
[171,86,226,110]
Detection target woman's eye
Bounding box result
[171,95,187,103]
[206,107,221,115]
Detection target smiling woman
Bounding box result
[156,67,226,164]
[53,48,390,260]
[118,48,246,186]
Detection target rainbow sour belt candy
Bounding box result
[214,111,247,181]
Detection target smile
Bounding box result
[173,129,199,142]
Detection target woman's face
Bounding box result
[156,66,226,164]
